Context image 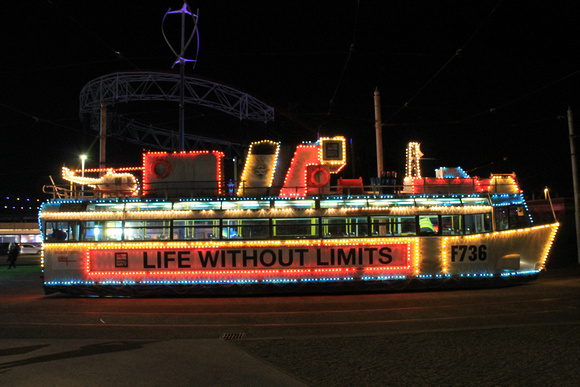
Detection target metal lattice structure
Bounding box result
[79,72,275,157]
[108,114,247,158]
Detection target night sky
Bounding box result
[2,0,580,199]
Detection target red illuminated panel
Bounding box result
[280,145,319,197]
[142,151,224,196]
[85,240,414,282]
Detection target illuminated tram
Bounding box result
[40,138,559,295]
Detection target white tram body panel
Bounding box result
[40,215,558,295]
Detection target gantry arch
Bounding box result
[79,71,275,158]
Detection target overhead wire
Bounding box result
[1,58,126,74]
[458,67,580,122]
[425,65,580,126]
[328,0,361,116]
[0,101,80,133]
[377,63,580,127]
[385,0,505,123]
[46,0,140,70]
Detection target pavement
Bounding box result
[0,339,307,386]
[2,324,579,386]
[1,256,308,386]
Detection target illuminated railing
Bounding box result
[43,179,525,201]
[43,184,95,200]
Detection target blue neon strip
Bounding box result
[44,270,542,287]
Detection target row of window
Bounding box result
[44,213,493,242]
[47,196,492,213]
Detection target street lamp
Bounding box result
[80,155,87,196]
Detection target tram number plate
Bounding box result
[450,245,487,262]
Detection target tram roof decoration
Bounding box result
[233,136,347,198]
[279,137,347,198]
[143,150,225,197]
[57,138,520,199]
[435,167,469,179]
[237,140,281,197]
[61,167,139,197]
[405,142,423,179]
[402,142,519,195]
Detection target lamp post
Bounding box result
[80,155,87,197]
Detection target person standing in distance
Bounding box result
[7,242,20,269]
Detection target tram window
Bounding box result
[45,221,78,242]
[124,220,171,240]
[464,214,492,234]
[461,197,490,206]
[320,199,345,209]
[509,206,530,228]
[68,222,81,241]
[322,217,368,237]
[273,218,319,238]
[82,221,123,241]
[441,215,461,235]
[418,215,439,235]
[370,216,415,236]
[86,203,125,212]
[173,219,219,240]
[494,209,509,231]
[274,200,315,209]
[223,219,270,240]
[323,217,344,237]
[343,199,368,208]
[369,216,390,236]
[415,198,461,207]
[173,202,222,211]
[125,202,172,212]
[237,200,272,210]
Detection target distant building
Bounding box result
[0,196,42,246]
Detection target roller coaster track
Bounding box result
[79,71,275,157]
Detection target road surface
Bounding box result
[0,261,579,386]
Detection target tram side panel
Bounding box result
[41,225,558,294]
[43,244,87,285]
[43,239,418,290]
[444,224,558,276]
[416,237,443,276]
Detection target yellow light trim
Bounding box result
[319,136,347,164]
[488,174,520,193]
[441,237,448,273]
[45,237,419,250]
[237,140,281,196]
[412,238,420,275]
[540,222,559,268]
[405,142,423,179]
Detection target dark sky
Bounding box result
[2,0,580,198]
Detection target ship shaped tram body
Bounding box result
[40,139,559,296]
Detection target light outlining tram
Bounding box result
[39,138,559,296]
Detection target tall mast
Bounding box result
[374,88,383,176]
[162,2,199,151]
[568,107,580,264]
